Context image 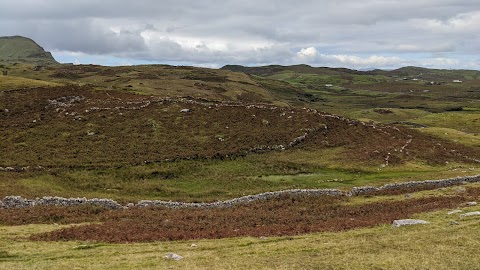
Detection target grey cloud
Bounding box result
[1,0,479,69]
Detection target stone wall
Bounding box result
[348,175,480,196]
[1,175,479,209]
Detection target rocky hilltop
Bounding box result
[0,36,58,65]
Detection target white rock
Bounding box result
[392,219,430,228]
[466,201,477,206]
[460,211,480,218]
[190,244,198,247]
[180,109,190,113]
[447,210,463,215]
[165,253,183,261]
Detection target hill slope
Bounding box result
[0,36,58,65]
[222,64,480,81]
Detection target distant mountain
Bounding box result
[222,64,480,81]
[0,36,58,65]
[222,64,364,76]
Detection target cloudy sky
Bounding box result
[1,0,480,69]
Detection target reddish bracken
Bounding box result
[15,187,478,243]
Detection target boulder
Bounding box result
[392,219,430,228]
[460,211,480,218]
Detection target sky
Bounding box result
[1,0,480,70]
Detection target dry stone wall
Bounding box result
[1,175,479,209]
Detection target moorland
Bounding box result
[1,36,479,269]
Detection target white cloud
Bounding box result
[295,47,405,69]
[420,57,461,68]
[2,0,480,69]
[297,47,319,58]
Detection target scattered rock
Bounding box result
[165,253,183,261]
[259,236,268,240]
[87,131,96,136]
[47,96,85,108]
[180,109,190,113]
[450,221,460,225]
[447,210,463,215]
[460,211,480,218]
[190,244,198,247]
[392,219,430,228]
[466,201,477,206]
[74,115,85,121]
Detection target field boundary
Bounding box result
[1,175,479,209]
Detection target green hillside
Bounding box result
[0,36,58,65]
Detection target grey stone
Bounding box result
[466,201,477,206]
[392,219,430,228]
[180,109,190,113]
[165,253,183,261]
[447,210,463,215]
[126,203,135,208]
[460,211,480,218]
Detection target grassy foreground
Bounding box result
[1,203,479,270]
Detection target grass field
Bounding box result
[0,75,61,89]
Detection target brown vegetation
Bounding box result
[22,189,479,243]
[1,85,479,168]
